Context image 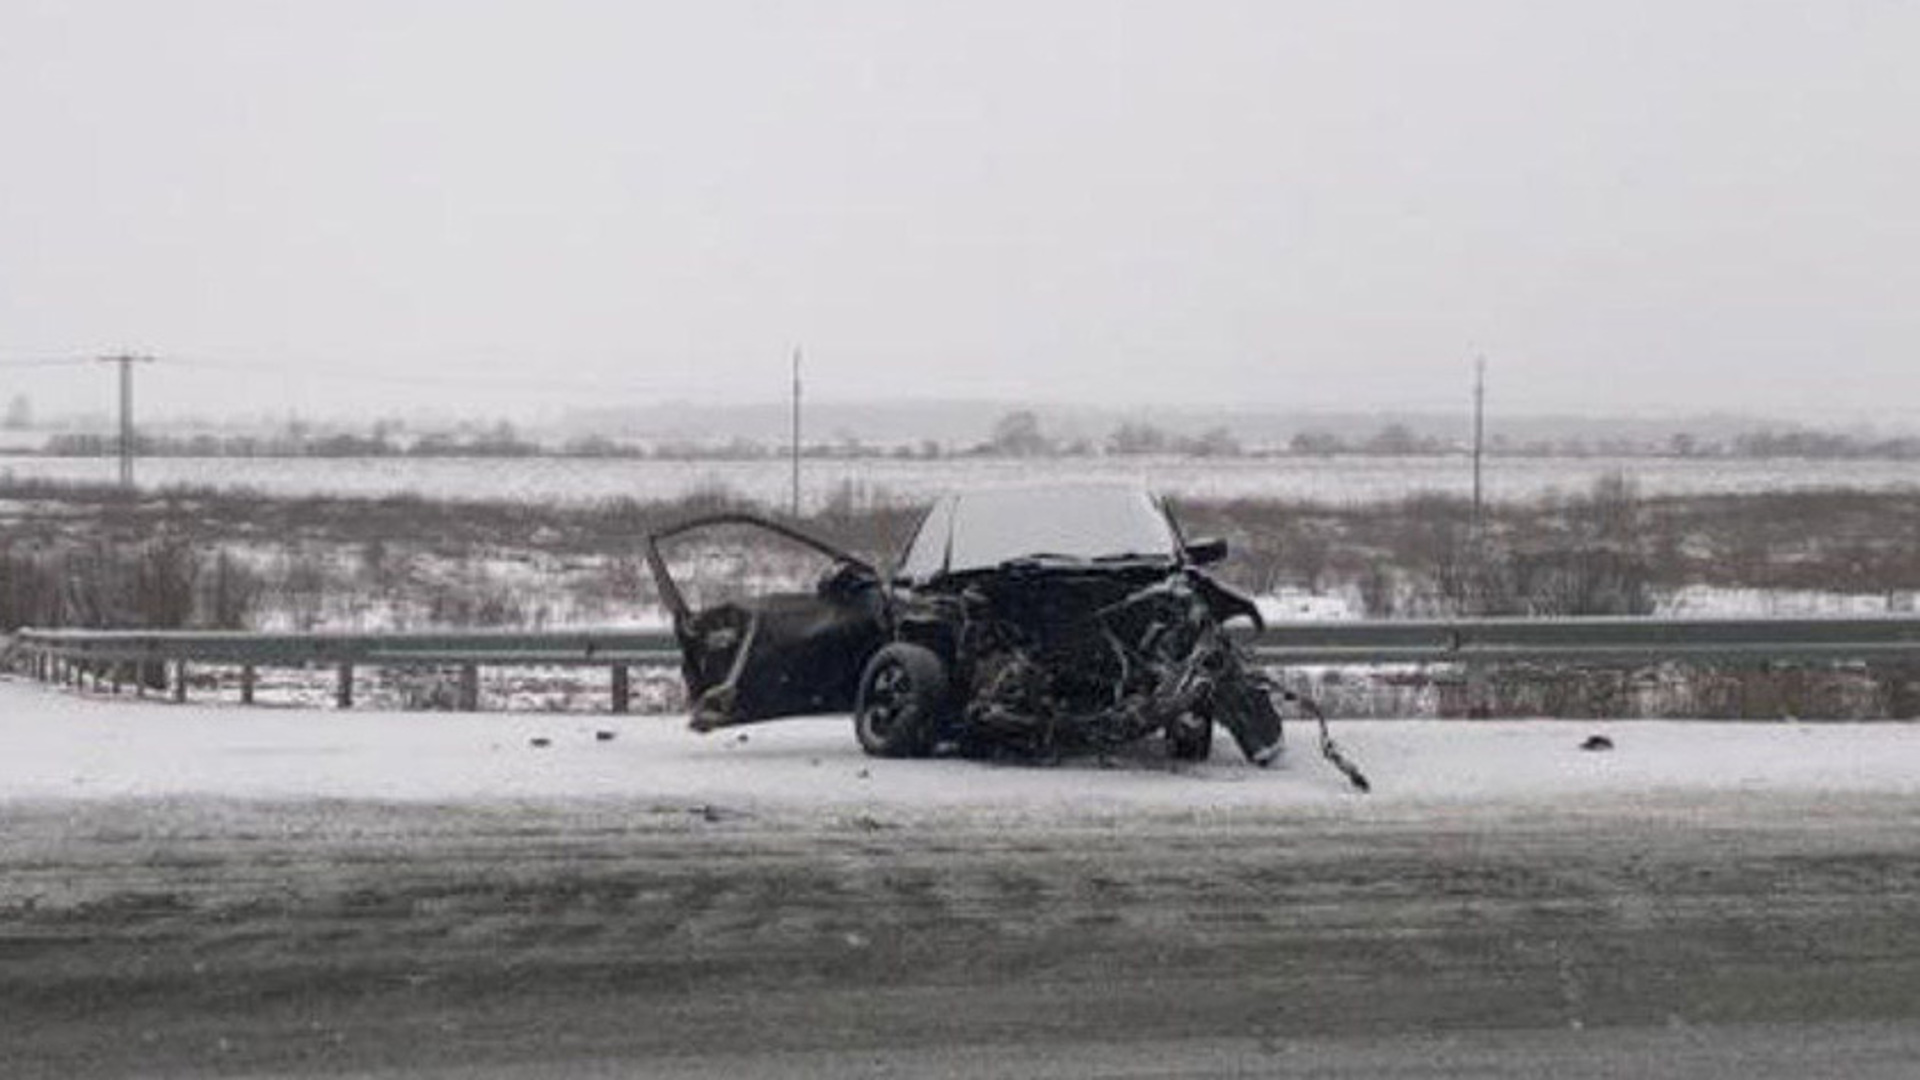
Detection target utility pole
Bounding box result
[98,353,154,489]
[1467,355,1490,709]
[1471,355,1486,536]
[790,346,803,518]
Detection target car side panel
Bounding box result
[683,589,887,729]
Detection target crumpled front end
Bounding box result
[949,567,1284,763]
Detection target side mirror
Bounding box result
[1184,537,1229,566]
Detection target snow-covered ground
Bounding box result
[6,675,1917,818]
[1256,586,1363,622]
[5,452,1917,506]
[1657,584,1918,617]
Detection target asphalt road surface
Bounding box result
[4,794,1920,1078]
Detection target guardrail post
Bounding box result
[1466,660,1490,719]
[336,664,354,709]
[458,664,479,711]
[611,664,630,714]
[172,661,188,703]
[240,665,256,705]
[110,664,123,695]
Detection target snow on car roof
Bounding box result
[928,484,1179,574]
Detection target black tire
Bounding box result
[1167,712,1214,761]
[854,643,947,758]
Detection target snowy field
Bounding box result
[4,452,1917,506]
[6,675,1917,818]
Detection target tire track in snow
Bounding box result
[3,797,1920,1077]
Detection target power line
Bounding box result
[163,354,685,399]
[0,356,97,369]
[1,353,156,487]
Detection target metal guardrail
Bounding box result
[12,627,681,712]
[1249,615,1920,666]
[11,616,1920,713]
[14,628,681,665]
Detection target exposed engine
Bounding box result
[947,566,1255,757]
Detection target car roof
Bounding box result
[905,483,1179,577]
[939,481,1153,505]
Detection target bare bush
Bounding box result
[272,547,333,631]
[0,534,257,632]
[199,551,262,629]
[4,473,1917,642]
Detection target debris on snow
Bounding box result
[8,678,1920,816]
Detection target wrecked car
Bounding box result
[647,483,1367,785]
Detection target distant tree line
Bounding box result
[29,412,1920,461]
[1291,425,1920,460]
[44,423,543,459]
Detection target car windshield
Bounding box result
[909,486,1178,575]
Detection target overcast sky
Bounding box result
[1,1,1915,423]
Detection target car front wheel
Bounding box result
[854,643,947,758]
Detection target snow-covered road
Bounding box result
[9,674,1920,1078]
[5,674,1919,815]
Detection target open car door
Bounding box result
[645,514,888,730]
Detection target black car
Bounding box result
[646,484,1291,764]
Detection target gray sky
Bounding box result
[2,1,1915,423]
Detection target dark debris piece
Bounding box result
[1580,734,1615,752]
